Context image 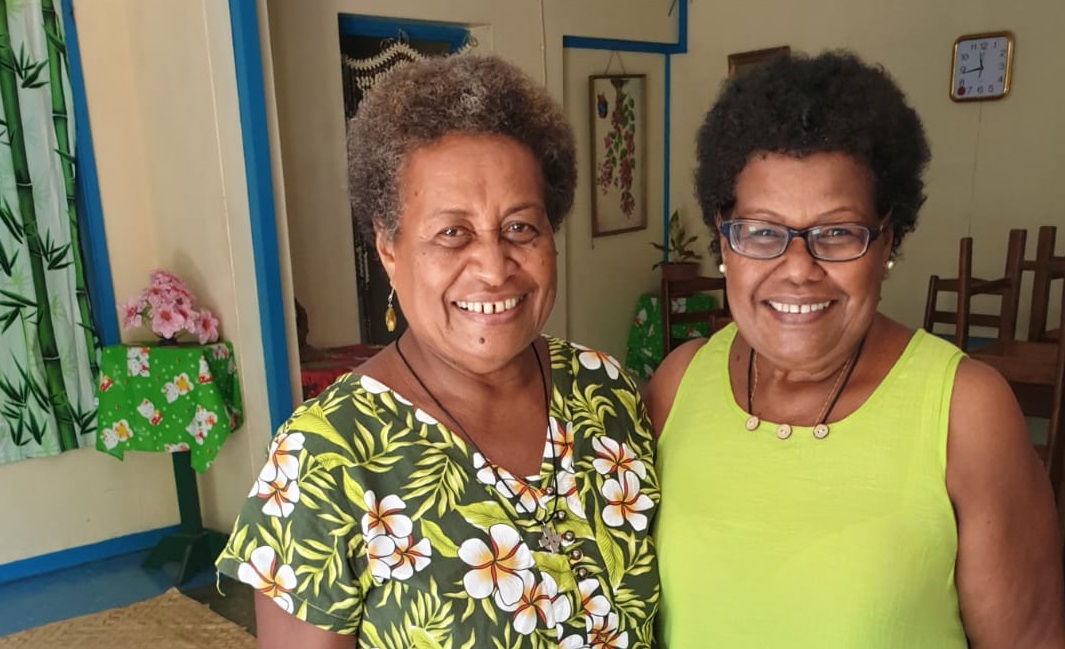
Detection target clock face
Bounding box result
[951,32,1013,101]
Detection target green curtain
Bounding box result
[0,0,98,464]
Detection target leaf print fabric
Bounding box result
[216,337,660,647]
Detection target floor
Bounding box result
[0,550,255,637]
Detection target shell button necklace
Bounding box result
[744,338,865,440]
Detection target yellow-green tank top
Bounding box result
[655,325,967,648]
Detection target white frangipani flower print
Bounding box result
[555,469,587,519]
[390,535,432,580]
[253,478,301,518]
[588,612,629,648]
[458,524,534,606]
[473,453,541,514]
[216,337,659,644]
[364,532,432,583]
[359,375,390,394]
[591,437,647,480]
[257,432,305,485]
[577,578,611,617]
[601,471,654,531]
[361,491,413,539]
[472,452,499,486]
[414,408,438,425]
[548,417,575,471]
[573,343,620,380]
[494,572,572,636]
[237,546,297,613]
[366,535,397,583]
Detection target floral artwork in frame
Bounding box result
[727,45,790,80]
[590,74,647,237]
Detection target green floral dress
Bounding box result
[216,337,660,648]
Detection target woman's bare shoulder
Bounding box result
[642,338,708,437]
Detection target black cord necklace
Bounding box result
[394,335,564,552]
[744,336,865,440]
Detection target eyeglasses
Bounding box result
[720,219,884,262]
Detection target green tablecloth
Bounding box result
[624,292,716,381]
[96,342,243,473]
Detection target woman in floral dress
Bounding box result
[216,54,660,648]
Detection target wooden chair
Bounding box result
[661,275,731,354]
[969,281,1065,487]
[966,225,1065,491]
[922,229,1026,351]
[1021,226,1064,344]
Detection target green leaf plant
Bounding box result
[651,209,703,269]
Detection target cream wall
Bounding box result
[669,0,1065,330]
[563,49,665,358]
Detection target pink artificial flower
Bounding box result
[119,296,145,330]
[151,305,187,339]
[188,308,220,344]
[150,270,183,288]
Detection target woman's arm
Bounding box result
[947,358,1065,648]
[254,592,355,649]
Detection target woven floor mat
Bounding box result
[0,588,256,649]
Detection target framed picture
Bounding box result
[589,74,647,237]
[727,45,790,79]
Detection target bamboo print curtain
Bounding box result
[0,0,98,464]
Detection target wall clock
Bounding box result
[950,31,1014,101]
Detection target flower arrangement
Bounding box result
[119,270,220,344]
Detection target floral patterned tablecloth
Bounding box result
[623,292,717,381]
[96,342,243,473]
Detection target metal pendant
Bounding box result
[538,525,563,554]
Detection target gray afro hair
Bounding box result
[347,54,577,241]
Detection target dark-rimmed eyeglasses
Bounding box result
[720,219,884,262]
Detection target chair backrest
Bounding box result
[1021,226,1065,343]
[661,275,730,354]
[922,229,1026,350]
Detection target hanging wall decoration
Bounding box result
[590,74,647,237]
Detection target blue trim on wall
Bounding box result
[0,525,180,586]
[563,0,689,259]
[62,0,118,345]
[663,54,672,254]
[228,0,292,434]
[337,14,468,50]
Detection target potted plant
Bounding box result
[651,210,703,281]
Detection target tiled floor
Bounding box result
[0,551,254,637]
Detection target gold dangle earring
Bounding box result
[385,288,397,333]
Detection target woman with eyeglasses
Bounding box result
[647,51,1065,648]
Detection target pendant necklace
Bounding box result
[395,336,563,552]
[745,337,865,440]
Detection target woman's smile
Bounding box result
[454,295,526,315]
